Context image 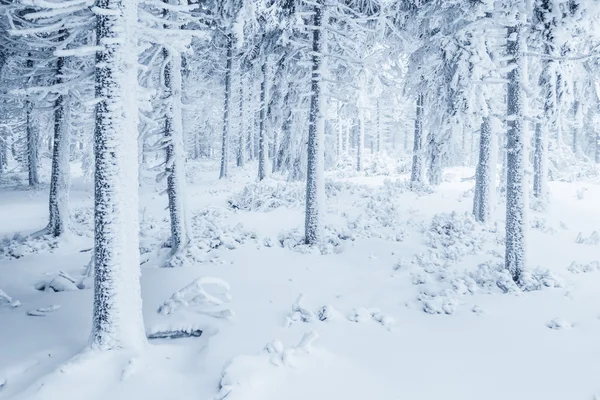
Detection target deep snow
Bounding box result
[1,161,599,400]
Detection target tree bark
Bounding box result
[91,0,146,351]
[258,61,268,181]
[47,53,71,237]
[473,116,494,223]
[305,0,326,245]
[410,92,425,184]
[505,23,527,283]
[220,34,233,179]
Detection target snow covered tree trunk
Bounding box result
[47,54,71,237]
[376,99,381,153]
[237,74,245,168]
[596,129,600,163]
[505,23,527,283]
[0,136,6,174]
[473,116,494,223]
[410,92,425,184]
[220,34,233,179]
[258,61,268,181]
[305,0,326,246]
[337,103,343,157]
[163,45,189,260]
[572,98,582,156]
[356,71,366,172]
[26,57,39,188]
[91,0,146,351]
[427,132,442,186]
[532,121,547,199]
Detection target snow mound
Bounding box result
[34,271,79,292]
[0,288,20,308]
[158,276,233,319]
[547,318,572,330]
[216,332,389,400]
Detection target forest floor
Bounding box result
[1,160,600,400]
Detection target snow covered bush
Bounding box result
[276,225,353,254]
[424,212,486,260]
[0,234,60,260]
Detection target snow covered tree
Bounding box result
[91,0,146,350]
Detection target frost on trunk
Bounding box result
[427,129,443,186]
[532,121,547,199]
[356,70,366,172]
[305,0,326,246]
[336,103,343,157]
[375,98,381,153]
[220,34,233,179]
[47,54,71,237]
[237,72,245,168]
[163,46,189,260]
[505,23,527,283]
[258,61,268,181]
[26,57,39,188]
[410,92,425,184]
[0,134,7,174]
[572,98,582,156]
[91,0,146,351]
[473,116,495,223]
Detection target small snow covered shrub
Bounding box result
[228,182,304,211]
[425,212,485,260]
[277,225,353,254]
[228,180,353,212]
[35,271,79,292]
[568,261,600,274]
[0,234,60,260]
[575,231,599,245]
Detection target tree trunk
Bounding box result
[91,0,146,351]
[258,61,268,181]
[220,34,233,179]
[305,0,326,245]
[356,71,365,171]
[163,45,189,260]
[505,23,527,283]
[410,92,425,184]
[427,131,442,186]
[376,98,381,153]
[47,54,71,237]
[473,116,494,223]
[237,72,245,168]
[26,56,39,188]
[532,121,546,199]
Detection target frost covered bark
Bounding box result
[505,23,527,283]
[47,54,71,237]
[25,57,39,188]
[356,70,366,172]
[473,116,494,223]
[163,44,189,259]
[91,0,146,351]
[258,61,268,181]
[220,34,233,179]
[237,74,245,168]
[305,0,326,245]
[410,92,425,184]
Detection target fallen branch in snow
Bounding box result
[26,304,60,317]
[147,329,203,340]
[0,289,20,308]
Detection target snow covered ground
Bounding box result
[1,161,600,400]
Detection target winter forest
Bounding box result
[0,0,600,399]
